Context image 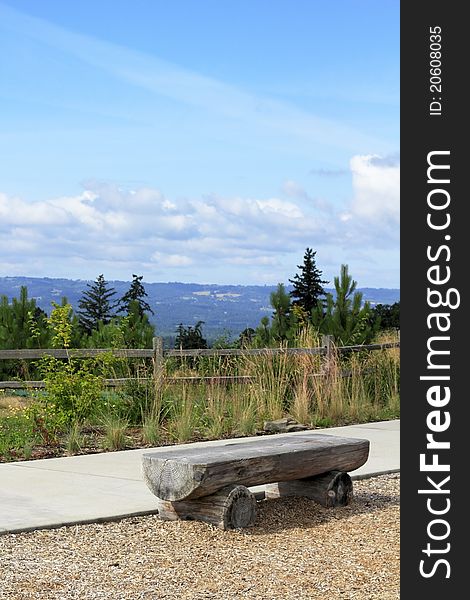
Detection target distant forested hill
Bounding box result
[0,277,399,343]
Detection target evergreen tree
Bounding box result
[175,321,207,349]
[289,248,328,314]
[270,283,292,342]
[119,274,154,316]
[237,327,256,348]
[0,287,50,350]
[253,317,272,348]
[120,300,155,348]
[77,275,117,334]
[85,319,124,349]
[212,330,235,349]
[311,264,378,345]
[372,302,400,330]
[0,287,51,379]
[86,307,156,349]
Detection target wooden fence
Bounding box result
[0,336,400,390]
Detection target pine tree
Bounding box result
[270,283,292,342]
[119,274,154,317]
[120,300,155,348]
[253,316,272,348]
[311,264,378,345]
[289,248,328,314]
[237,327,256,348]
[77,275,117,334]
[175,321,207,349]
[0,287,50,350]
[0,287,51,379]
[372,302,400,330]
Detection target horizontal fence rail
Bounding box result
[0,348,154,360]
[166,347,327,358]
[0,376,257,389]
[0,336,400,390]
[336,342,400,353]
[0,342,399,361]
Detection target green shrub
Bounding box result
[118,378,155,425]
[38,355,104,425]
[0,411,38,461]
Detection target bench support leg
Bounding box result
[265,470,353,507]
[155,484,257,530]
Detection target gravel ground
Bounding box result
[0,474,399,600]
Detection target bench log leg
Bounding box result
[265,470,353,507]
[155,484,257,530]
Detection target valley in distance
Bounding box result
[0,276,400,345]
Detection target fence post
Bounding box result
[321,335,334,375]
[153,336,164,388]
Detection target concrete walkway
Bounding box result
[0,420,399,534]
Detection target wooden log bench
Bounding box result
[142,433,369,530]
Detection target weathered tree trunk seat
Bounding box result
[142,433,369,529]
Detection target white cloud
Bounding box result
[0,192,68,226]
[226,255,279,266]
[349,154,399,224]
[151,252,193,267]
[257,198,303,219]
[0,154,399,286]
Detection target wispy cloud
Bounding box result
[0,3,398,287]
[0,2,392,155]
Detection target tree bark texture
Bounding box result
[155,484,257,530]
[265,470,353,507]
[142,433,369,501]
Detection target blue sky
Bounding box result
[0,1,399,287]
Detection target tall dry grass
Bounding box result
[1,332,399,457]
[143,330,400,443]
[241,346,292,421]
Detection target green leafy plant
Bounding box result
[31,303,105,429]
[0,410,38,461]
[38,355,104,425]
[47,302,74,349]
[118,376,154,424]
